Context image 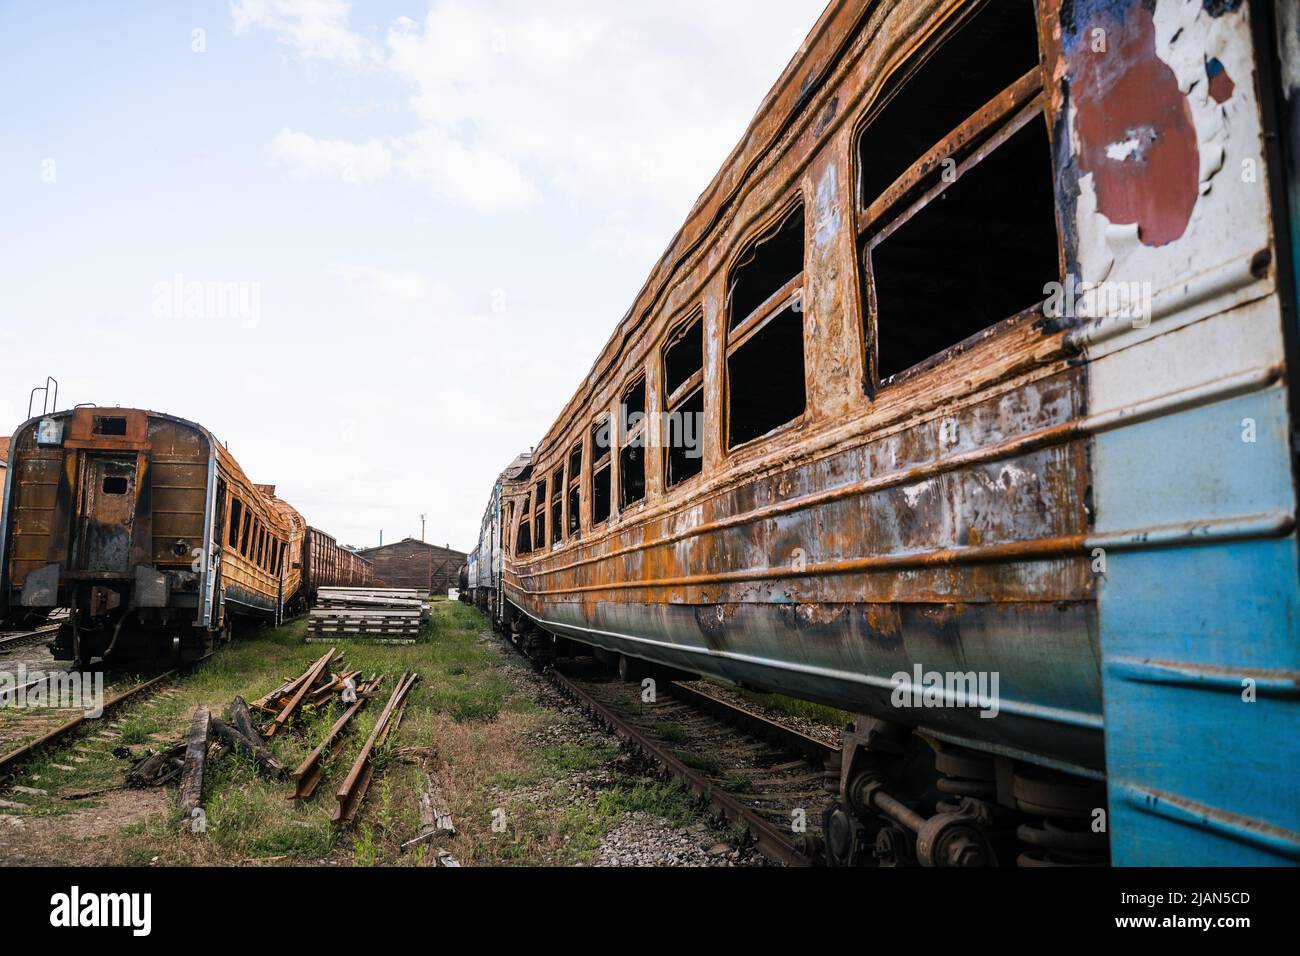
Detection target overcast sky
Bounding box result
[0,0,828,552]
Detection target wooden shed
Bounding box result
[358,538,466,597]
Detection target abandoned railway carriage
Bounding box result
[466,0,1300,866]
[0,406,372,665]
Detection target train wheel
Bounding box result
[617,654,646,683]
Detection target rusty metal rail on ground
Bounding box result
[547,667,834,866]
[0,668,179,779]
[0,623,60,654]
[289,673,384,801]
[333,670,420,824]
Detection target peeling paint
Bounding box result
[1069,0,1201,246]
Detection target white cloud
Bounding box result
[271,128,391,182]
[230,0,377,67]
[237,0,823,217]
[396,128,539,212]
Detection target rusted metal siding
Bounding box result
[494,0,1300,865]
[497,0,1100,775]
[213,445,293,616]
[304,527,375,597]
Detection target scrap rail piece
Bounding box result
[290,673,384,801]
[333,671,420,824]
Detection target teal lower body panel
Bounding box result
[1095,385,1300,864]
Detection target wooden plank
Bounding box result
[210,718,288,779]
[177,706,210,822]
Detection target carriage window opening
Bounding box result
[591,417,612,525]
[229,498,243,548]
[857,0,1057,384]
[857,0,1042,209]
[102,476,128,495]
[516,511,532,555]
[240,512,252,556]
[664,314,704,488]
[727,205,805,330]
[550,467,564,545]
[620,378,647,508]
[93,416,127,436]
[533,480,547,550]
[727,203,806,449]
[667,388,705,487]
[566,443,582,536]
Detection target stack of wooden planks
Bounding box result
[308,587,429,643]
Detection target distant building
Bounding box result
[358,538,466,595]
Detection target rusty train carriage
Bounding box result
[0,407,374,665]
[470,0,1300,865]
[303,526,376,606]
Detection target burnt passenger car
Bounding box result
[0,406,371,665]
[466,0,1300,865]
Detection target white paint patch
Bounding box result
[902,479,934,508]
[1105,137,1142,161]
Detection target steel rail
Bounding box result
[663,680,840,767]
[0,624,61,653]
[547,667,826,867]
[0,668,179,779]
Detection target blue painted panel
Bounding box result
[1091,387,1294,532]
[1094,386,1300,864]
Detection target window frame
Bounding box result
[549,465,565,547]
[589,414,613,527]
[661,309,706,491]
[618,375,648,511]
[853,13,1056,393]
[532,479,547,551]
[566,441,583,538]
[723,198,808,454]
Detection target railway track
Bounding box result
[0,623,61,654]
[0,666,182,780]
[547,660,840,866]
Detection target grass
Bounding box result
[0,602,710,867]
[720,684,852,729]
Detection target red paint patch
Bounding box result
[1207,58,1236,104]
[1071,5,1200,246]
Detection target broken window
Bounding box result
[504,501,516,554]
[620,377,647,508]
[533,480,547,550]
[567,442,582,536]
[516,498,532,555]
[550,467,564,545]
[727,203,806,448]
[663,313,704,487]
[102,476,128,495]
[93,416,127,436]
[856,0,1059,386]
[229,497,243,549]
[591,417,612,525]
[240,511,252,556]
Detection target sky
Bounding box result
[0,0,829,552]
